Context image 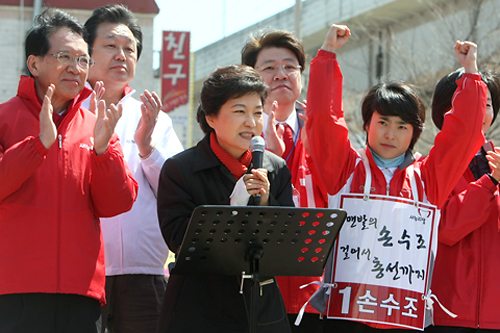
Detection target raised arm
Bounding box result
[306,24,358,195]
[422,41,487,207]
[139,95,183,196]
[90,134,138,217]
[0,85,55,201]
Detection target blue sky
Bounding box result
[153,0,297,52]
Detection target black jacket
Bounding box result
[157,135,293,333]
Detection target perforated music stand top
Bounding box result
[173,205,346,276]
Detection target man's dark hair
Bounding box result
[361,81,426,151]
[432,68,500,130]
[25,9,84,59]
[241,30,305,72]
[84,4,143,59]
[196,65,268,134]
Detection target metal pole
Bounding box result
[294,0,302,39]
[33,0,42,21]
[376,31,383,83]
[222,0,227,38]
[20,0,27,75]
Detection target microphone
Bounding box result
[250,136,265,205]
[250,136,265,169]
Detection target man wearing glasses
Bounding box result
[0,9,138,333]
[242,30,327,333]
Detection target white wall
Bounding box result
[0,6,33,101]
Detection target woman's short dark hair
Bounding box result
[432,68,500,130]
[84,4,143,59]
[361,81,426,151]
[241,30,305,73]
[25,9,84,59]
[196,65,268,134]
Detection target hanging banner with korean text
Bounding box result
[326,193,438,330]
[161,31,190,113]
[161,31,190,147]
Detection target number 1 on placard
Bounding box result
[339,286,351,314]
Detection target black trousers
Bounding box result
[288,313,324,333]
[98,274,167,333]
[0,293,100,333]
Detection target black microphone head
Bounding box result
[250,136,265,152]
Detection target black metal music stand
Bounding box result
[173,205,346,333]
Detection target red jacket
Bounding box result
[307,50,486,209]
[431,162,500,329]
[0,76,138,303]
[306,50,486,328]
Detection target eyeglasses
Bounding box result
[257,64,302,76]
[49,51,94,69]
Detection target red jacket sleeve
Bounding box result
[306,49,358,195]
[421,73,487,208]
[439,173,499,246]
[90,134,138,217]
[0,136,48,202]
[304,154,328,207]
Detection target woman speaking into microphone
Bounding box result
[157,65,293,333]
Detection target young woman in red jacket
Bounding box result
[425,69,500,332]
[305,24,487,332]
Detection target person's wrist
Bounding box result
[320,44,337,53]
[488,173,499,186]
[39,134,54,149]
[463,63,479,74]
[138,146,154,159]
[94,146,107,155]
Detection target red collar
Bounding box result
[17,75,92,117]
[123,84,133,97]
[209,132,252,179]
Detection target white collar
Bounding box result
[263,109,299,134]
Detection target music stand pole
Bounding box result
[247,245,263,333]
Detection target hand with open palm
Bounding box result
[39,84,57,149]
